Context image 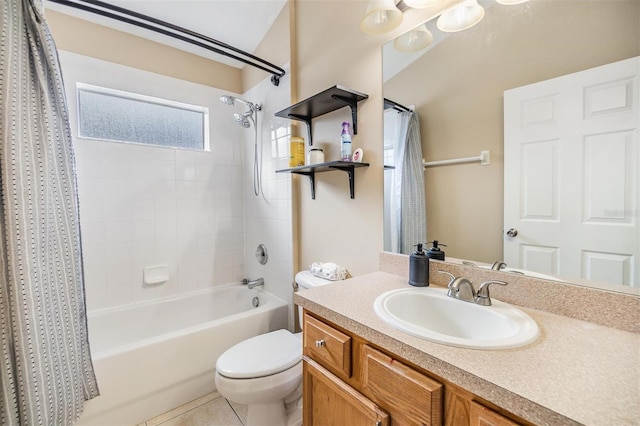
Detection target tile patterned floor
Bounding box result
[138,392,248,426]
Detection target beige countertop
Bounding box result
[294,271,640,426]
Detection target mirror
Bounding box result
[382,0,639,291]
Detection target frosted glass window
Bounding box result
[77,83,209,150]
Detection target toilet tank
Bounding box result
[295,271,334,329]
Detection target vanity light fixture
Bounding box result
[436,0,485,32]
[393,23,434,52]
[360,0,403,35]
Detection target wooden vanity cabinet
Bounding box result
[302,311,528,426]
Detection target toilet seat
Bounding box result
[216,329,302,379]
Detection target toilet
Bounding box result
[214,271,336,426]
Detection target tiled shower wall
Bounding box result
[241,71,294,317]
[59,51,286,312]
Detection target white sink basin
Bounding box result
[373,287,539,350]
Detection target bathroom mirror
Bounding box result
[382,0,640,291]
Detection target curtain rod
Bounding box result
[384,98,412,113]
[48,0,286,86]
[423,151,491,168]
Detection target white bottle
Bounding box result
[340,121,352,161]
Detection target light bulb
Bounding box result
[436,0,485,33]
[360,0,403,35]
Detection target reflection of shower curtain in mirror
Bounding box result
[0,0,99,424]
[393,111,426,254]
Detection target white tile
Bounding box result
[155,199,177,221]
[80,221,105,245]
[176,220,197,238]
[197,235,216,253]
[176,199,197,220]
[106,263,134,287]
[132,240,156,265]
[105,284,134,307]
[177,272,198,293]
[104,221,133,244]
[175,149,198,163]
[103,199,133,222]
[154,180,176,200]
[134,220,155,241]
[175,162,196,181]
[153,160,176,181]
[104,242,133,265]
[82,243,106,268]
[83,266,107,290]
[156,219,177,240]
[77,177,105,202]
[79,199,105,223]
[131,199,155,221]
[175,180,196,199]
[156,238,178,260]
[85,286,108,312]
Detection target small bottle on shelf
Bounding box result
[340,121,352,161]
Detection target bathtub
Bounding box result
[76,284,289,426]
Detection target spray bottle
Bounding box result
[340,121,352,161]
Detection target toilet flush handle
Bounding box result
[315,339,325,348]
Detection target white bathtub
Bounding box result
[77,284,289,426]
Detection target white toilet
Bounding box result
[214,271,335,426]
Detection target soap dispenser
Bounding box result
[409,243,429,287]
[426,240,447,261]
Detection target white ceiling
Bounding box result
[44,0,288,68]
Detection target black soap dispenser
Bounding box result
[409,243,429,287]
[426,240,447,261]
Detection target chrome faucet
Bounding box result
[491,261,508,270]
[438,271,507,306]
[243,277,264,289]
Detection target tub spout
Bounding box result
[243,277,264,289]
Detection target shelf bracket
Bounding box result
[296,171,316,199]
[288,114,313,145]
[331,94,360,135]
[329,165,357,199]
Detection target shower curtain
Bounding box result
[0,1,99,425]
[393,111,426,254]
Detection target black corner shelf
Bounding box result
[275,85,368,145]
[276,161,369,200]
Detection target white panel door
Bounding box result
[504,57,639,287]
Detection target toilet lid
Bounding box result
[216,329,302,379]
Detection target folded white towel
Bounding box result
[310,262,349,281]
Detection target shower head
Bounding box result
[234,112,252,128]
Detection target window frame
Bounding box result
[76,82,210,151]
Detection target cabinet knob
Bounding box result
[315,339,325,348]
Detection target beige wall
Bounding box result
[242,2,292,92]
[293,1,458,276]
[46,10,242,92]
[384,0,640,264]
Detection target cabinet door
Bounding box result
[360,344,443,425]
[304,357,389,426]
[470,401,521,426]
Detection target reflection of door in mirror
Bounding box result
[382,0,639,290]
[504,57,639,287]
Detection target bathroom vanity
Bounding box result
[294,256,640,425]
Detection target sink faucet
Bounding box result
[491,261,507,270]
[243,277,264,289]
[438,271,507,306]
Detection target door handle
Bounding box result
[506,228,518,237]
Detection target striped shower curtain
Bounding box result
[0,0,99,425]
[393,111,426,254]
